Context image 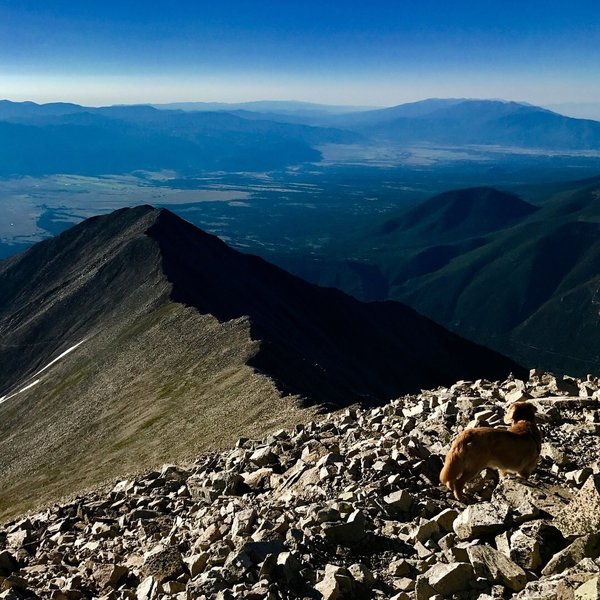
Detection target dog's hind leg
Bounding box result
[450,480,466,503]
[518,464,537,480]
[453,469,480,502]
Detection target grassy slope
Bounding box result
[393,184,600,374]
[0,301,310,520]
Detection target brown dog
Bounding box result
[440,402,542,502]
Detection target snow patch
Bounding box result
[0,338,87,406]
[0,379,41,406]
[32,339,87,378]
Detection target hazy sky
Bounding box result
[1,0,600,108]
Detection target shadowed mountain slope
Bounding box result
[399,214,600,376]
[386,181,600,376]
[275,179,600,376]
[0,206,520,516]
[0,206,520,402]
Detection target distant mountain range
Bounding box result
[241,98,600,150]
[152,100,374,114]
[287,180,600,376]
[358,99,600,149]
[0,100,359,175]
[1,98,600,178]
[0,205,520,513]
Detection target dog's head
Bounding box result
[504,401,537,424]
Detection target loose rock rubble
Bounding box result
[1,371,600,599]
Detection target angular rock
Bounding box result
[509,529,541,570]
[467,544,527,592]
[432,508,459,533]
[575,575,600,600]
[142,544,184,582]
[129,508,161,521]
[214,471,246,494]
[93,564,129,588]
[315,564,355,600]
[453,503,508,540]
[250,447,279,467]
[231,509,257,538]
[411,519,440,543]
[136,576,158,600]
[521,520,567,565]
[566,467,594,487]
[274,552,302,585]
[322,510,366,546]
[186,478,220,503]
[542,533,600,576]
[242,468,273,490]
[184,553,209,578]
[422,562,475,596]
[492,477,570,521]
[394,577,415,592]
[388,559,412,578]
[554,473,600,537]
[0,551,18,577]
[163,581,186,594]
[225,550,253,579]
[384,490,413,513]
[505,389,529,403]
[348,563,375,586]
[160,464,190,482]
[414,576,437,600]
[241,540,286,564]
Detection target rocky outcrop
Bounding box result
[0,371,599,599]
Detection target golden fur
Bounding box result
[439,402,542,502]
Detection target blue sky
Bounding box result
[1,0,600,108]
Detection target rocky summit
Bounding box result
[1,371,600,600]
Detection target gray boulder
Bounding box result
[142,544,185,582]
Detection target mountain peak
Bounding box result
[379,187,538,240]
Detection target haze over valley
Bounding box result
[2,95,600,379]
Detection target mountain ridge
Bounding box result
[2,98,600,176]
[0,205,521,516]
